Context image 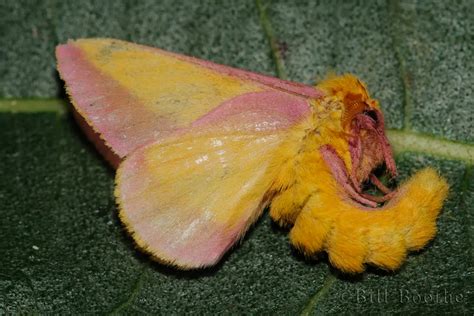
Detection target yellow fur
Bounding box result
[269,75,449,273]
[317,74,370,103]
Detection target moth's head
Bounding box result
[313,73,448,210]
[318,74,379,130]
[315,74,410,207]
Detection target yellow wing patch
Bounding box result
[75,39,263,125]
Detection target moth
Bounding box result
[56,39,448,273]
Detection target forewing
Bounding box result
[56,38,318,157]
[116,131,286,268]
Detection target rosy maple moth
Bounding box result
[56,39,448,273]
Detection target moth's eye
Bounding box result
[363,109,378,123]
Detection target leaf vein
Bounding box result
[255,0,288,80]
[107,268,147,315]
[300,274,337,316]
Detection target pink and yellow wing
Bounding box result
[56,38,321,268]
[116,131,286,268]
[56,38,321,159]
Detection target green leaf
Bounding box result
[0,0,472,314]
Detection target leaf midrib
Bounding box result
[1,98,472,165]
